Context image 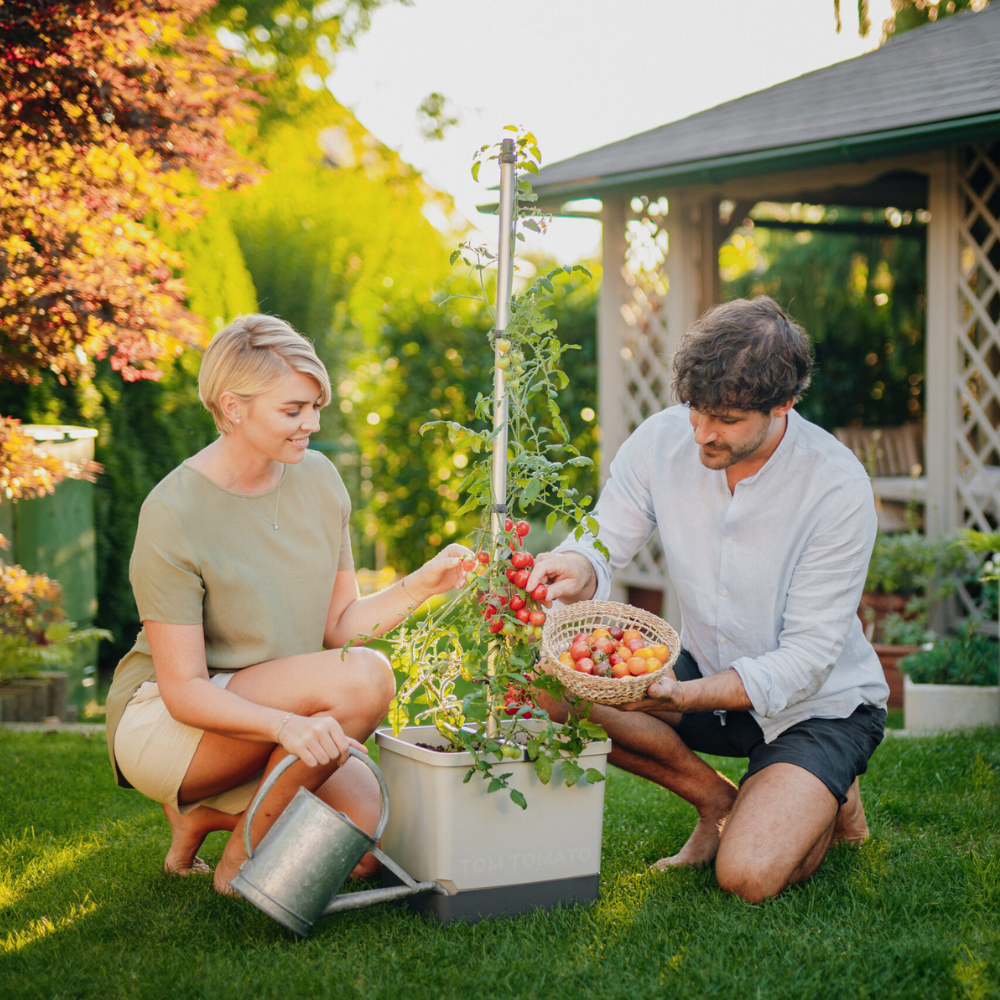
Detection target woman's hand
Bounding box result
[405,542,474,603]
[275,712,368,768]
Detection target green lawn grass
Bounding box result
[2,727,998,1000]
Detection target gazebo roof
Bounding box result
[532,5,1000,205]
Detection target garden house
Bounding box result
[531,5,1000,623]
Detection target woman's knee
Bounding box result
[336,646,396,715]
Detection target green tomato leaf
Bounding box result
[586,516,600,536]
[546,510,558,533]
[510,788,527,810]
[585,768,606,785]
[487,778,503,794]
[522,478,542,504]
[562,758,584,787]
[534,755,553,784]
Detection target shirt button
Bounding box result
[721,589,728,596]
[725,539,732,546]
[720,637,727,644]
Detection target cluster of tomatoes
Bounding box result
[558,627,671,678]
[462,519,549,639]
[502,683,535,718]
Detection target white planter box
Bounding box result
[903,676,1000,732]
[374,724,612,923]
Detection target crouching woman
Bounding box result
[104,314,467,894]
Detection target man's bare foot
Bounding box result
[833,778,869,845]
[162,803,237,877]
[653,799,734,870]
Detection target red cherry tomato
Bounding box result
[509,595,526,612]
[487,617,503,634]
[515,608,532,624]
[506,568,518,583]
[483,604,498,618]
[576,657,595,674]
[609,627,624,641]
[513,569,530,590]
[460,557,475,572]
[529,610,546,627]
[510,551,530,570]
[531,584,547,602]
[569,640,591,661]
[477,551,490,565]
[504,518,514,532]
[515,521,530,537]
[504,700,518,716]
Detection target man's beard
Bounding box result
[698,420,771,470]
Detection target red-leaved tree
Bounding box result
[0,0,261,383]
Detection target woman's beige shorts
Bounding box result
[114,673,262,815]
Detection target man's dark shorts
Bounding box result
[672,650,886,806]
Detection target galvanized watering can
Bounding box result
[229,748,446,936]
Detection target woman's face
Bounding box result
[234,369,323,464]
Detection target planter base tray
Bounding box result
[381,869,599,925]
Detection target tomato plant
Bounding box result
[381,131,609,808]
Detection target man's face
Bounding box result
[688,405,775,470]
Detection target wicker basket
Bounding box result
[539,600,681,706]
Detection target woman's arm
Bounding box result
[324,543,469,649]
[148,621,364,766]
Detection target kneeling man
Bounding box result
[527,296,888,903]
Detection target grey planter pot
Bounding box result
[903,676,1000,732]
[374,724,612,924]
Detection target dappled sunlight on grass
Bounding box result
[0,832,103,910]
[3,898,100,954]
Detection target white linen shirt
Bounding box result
[558,405,889,742]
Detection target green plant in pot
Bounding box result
[0,562,110,720]
[861,530,973,708]
[370,134,612,923]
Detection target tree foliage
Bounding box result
[0,0,259,382]
[836,0,992,40]
[723,227,926,429]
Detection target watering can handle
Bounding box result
[242,747,391,861]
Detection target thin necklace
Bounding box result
[231,470,282,530]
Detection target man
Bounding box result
[527,296,888,903]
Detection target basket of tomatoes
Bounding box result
[540,600,681,706]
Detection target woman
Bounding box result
[105,314,468,894]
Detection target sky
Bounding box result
[330,0,896,261]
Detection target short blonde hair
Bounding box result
[199,314,332,434]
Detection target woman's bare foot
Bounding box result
[162,803,237,876]
[213,858,242,896]
[833,778,869,845]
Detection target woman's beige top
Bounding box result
[105,450,354,786]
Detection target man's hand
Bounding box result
[619,671,686,714]
[525,551,597,606]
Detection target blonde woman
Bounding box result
[105,314,468,894]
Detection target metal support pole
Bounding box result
[486,137,517,738]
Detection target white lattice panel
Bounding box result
[955,143,1000,618]
[615,197,674,586]
[956,143,1000,530]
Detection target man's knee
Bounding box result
[714,854,785,904]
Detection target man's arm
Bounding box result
[620,667,752,715]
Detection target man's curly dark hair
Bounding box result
[671,296,813,415]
